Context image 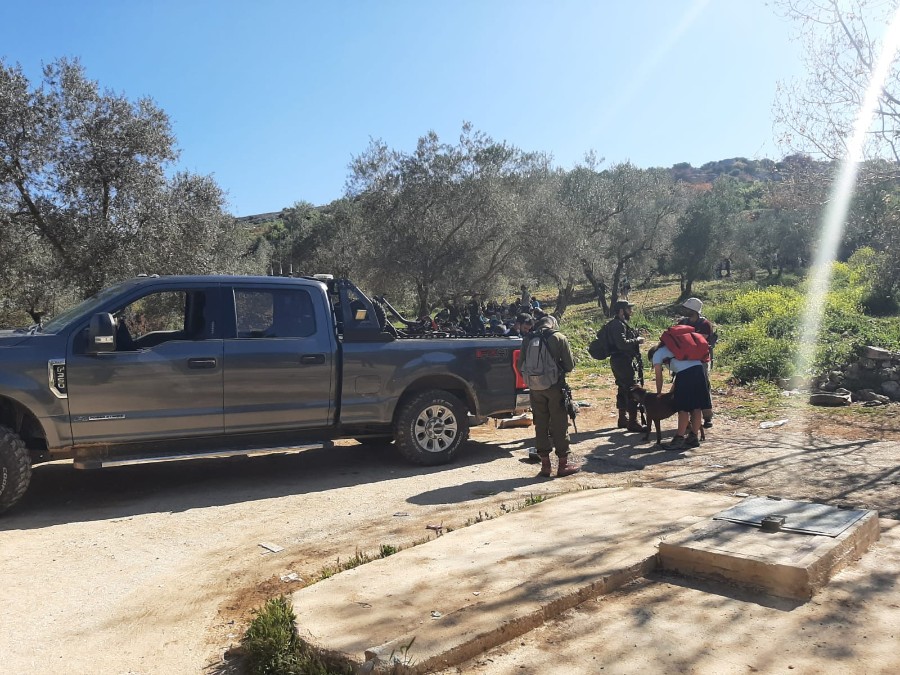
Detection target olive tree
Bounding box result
[347,124,540,315]
[668,177,743,299]
[561,161,684,314]
[0,58,261,323]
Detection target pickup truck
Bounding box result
[0,275,526,513]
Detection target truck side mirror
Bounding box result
[88,313,117,353]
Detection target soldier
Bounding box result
[607,300,646,432]
[517,315,580,477]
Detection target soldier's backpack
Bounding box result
[588,322,612,360]
[660,324,710,362]
[521,330,561,391]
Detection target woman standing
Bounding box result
[649,341,711,451]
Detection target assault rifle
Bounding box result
[632,352,648,429]
[562,382,579,433]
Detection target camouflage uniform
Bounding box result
[607,314,644,427]
[517,317,575,460]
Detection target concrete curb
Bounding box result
[291,487,737,673]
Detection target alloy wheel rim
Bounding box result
[413,404,458,453]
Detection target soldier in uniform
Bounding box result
[607,300,646,432]
[517,315,581,478]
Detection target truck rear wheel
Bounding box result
[0,426,31,514]
[395,390,469,465]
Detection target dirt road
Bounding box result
[1,395,898,674]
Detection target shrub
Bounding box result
[709,287,803,325]
[730,336,795,382]
[242,596,344,675]
[861,287,899,315]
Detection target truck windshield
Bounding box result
[41,280,139,333]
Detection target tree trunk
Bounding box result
[581,260,608,314]
[553,278,576,319]
[678,276,694,302]
[415,281,430,318]
[610,263,625,315]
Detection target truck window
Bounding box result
[111,289,218,351]
[234,288,316,338]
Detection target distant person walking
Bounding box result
[607,300,646,432]
[517,315,580,477]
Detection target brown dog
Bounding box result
[629,385,705,445]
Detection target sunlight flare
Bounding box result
[795,7,900,379]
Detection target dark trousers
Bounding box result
[530,385,570,457]
[610,354,641,411]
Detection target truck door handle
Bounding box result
[187,357,218,369]
[300,353,326,365]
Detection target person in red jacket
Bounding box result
[677,298,716,428]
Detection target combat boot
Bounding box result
[625,409,648,433]
[617,409,628,428]
[538,455,553,478]
[557,455,581,477]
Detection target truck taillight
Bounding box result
[512,349,525,389]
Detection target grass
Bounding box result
[242,596,350,675]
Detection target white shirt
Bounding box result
[651,345,703,373]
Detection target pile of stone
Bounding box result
[811,346,900,407]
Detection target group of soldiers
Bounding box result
[417,285,546,336]
[518,296,716,476]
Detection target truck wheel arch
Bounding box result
[0,395,48,462]
[392,375,476,422]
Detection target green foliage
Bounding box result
[242,596,347,675]
[0,57,264,323]
[845,247,899,315]
[730,335,795,382]
[712,261,899,382]
[709,287,804,325]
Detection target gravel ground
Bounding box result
[1,388,898,674]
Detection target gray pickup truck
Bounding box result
[0,275,526,513]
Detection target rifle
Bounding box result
[632,352,648,429]
[562,382,579,433]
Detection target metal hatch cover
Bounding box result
[713,496,870,537]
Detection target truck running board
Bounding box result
[73,442,332,470]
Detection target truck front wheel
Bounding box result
[395,390,469,465]
[0,426,31,514]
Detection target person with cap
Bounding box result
[606,299,646,432]
[517,314,581,477]
[677,297,717,428]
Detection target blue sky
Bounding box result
[1,1,804,216]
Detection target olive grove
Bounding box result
[0,58,265,324]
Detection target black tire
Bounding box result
[394,390,469,466]
[372,300,397,336]
[0,425,31,514]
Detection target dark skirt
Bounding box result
[673,365,712,412]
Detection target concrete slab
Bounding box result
[659,508,880,600]
[291,487,735,673]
